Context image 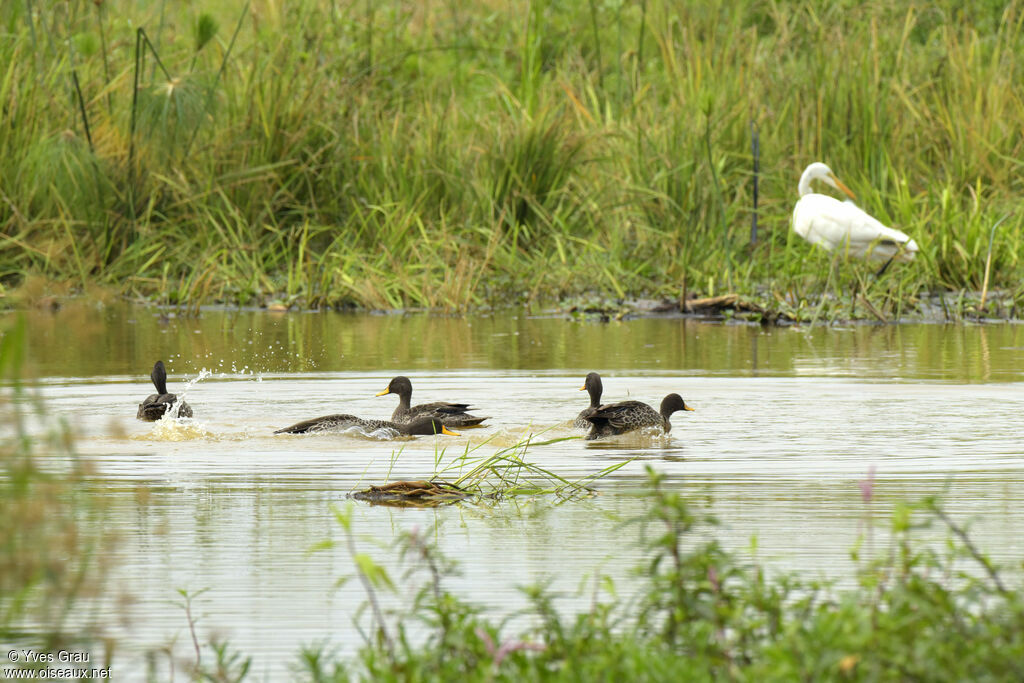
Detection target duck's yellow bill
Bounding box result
[441,425,461,436]
[829,173,857,200]
[683,405,695,411]
[375,388,391,397]
[579,385,587,391]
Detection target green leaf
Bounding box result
[354,553,395,592]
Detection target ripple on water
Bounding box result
[20,306,1024,681]
[582,426,677,449]
[271,425,411,441]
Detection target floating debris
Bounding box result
[350,480,471,508]
[567,294,793,325]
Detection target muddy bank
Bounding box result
[564,289,1024,326]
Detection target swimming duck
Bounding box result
[583,393,693,440]
[572,372,604,429]
[137,360,193,421]
[375,376,488,428]
[273,414,459,436]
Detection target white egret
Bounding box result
[792,162,918,271]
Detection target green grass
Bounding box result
[1,1,1023,315]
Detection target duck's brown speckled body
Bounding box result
[273,414,459,436]
[376,376,488,428]
[584,393,693,440]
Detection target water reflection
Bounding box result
[15,302,1024,382]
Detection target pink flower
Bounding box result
[476,627,546,668]
[858,466,876,503]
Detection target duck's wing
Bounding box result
[587,401,660,431]
[439,414,488,428]
[401,402,486,426]
[137,394,166,421]
[409,401,473,416]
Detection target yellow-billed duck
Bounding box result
[375,376,488,428]
[137,360,193,421]
[584,393,693,440]
[573,372,604,429]
[273,414,460,436]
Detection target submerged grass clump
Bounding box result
[353,430,627,506]
[1,1,1023,317]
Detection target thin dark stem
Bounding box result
[874,256,894,278]
[635,0,647,80]
[931,504,1009,595]
[71,70,94,152]
[184,595,202,666]
[152,0,167,80]
[365,0,374,72]
[344,526,394,658]
[140,29,174,81]
[128,29,143,223]
[705,113,731,285]
[185,2,250,156]
[95,2,113,115]
[24,0,37,45]
[750,120,759,245]
[587,0,604,97]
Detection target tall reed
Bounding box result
[1,1,1021,313]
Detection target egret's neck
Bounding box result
[797,169,815,197]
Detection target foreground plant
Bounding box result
[301,466,1024,681]
[0,317,114,668]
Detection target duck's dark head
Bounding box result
[580,372,603,407]
[660,393,694,417]
[403,417,460,436]
[376,376,413,400]
[151,360,168,394]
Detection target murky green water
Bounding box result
[11,303,1024,679]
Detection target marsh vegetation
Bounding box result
[2,1,1022,317]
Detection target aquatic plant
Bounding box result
[352,429,630,506]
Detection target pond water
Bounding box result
[12,303,1024,679]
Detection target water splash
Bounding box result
[135,419,218,442]
[275,425,418,441]
[361,426,405,441]
[166,367,212,415]
[132,368,215,441]
[583,426,675,449]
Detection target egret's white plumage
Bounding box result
[792,162,918,263]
